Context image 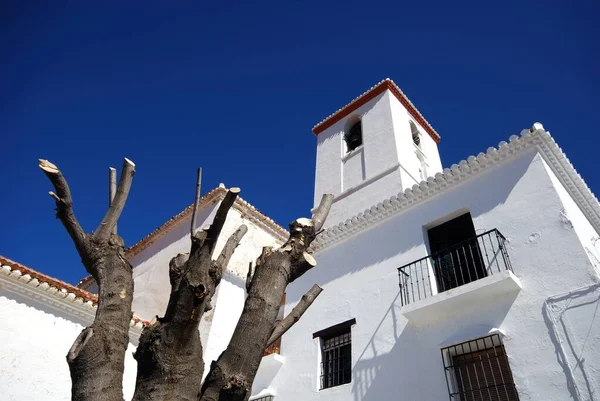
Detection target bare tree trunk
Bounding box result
[132,187,248,401]
[199,194,333,401]
[39,158,135,401]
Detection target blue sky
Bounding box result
[1,1,598,285]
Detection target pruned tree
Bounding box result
[41,160,332,401]
[39,158,136,401]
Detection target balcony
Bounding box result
[397,229,521,324]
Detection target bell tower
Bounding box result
[312,79,443,228]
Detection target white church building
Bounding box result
[1,78,600,401]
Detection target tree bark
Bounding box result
[267,284,322,347]
[39,158,135,401]
[133,188,247,401]
[199,194,333,401]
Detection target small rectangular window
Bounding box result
[314,318,355,389]
[441,334,520,401]
[250,396,274,401]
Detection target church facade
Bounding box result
[1,79,599,401]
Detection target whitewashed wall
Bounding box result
[130,202,281,321]
[274,150,600,401]
[0,293,137,401]
[313,90,443,229]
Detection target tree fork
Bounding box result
[39,158,135,401]
[133,186,247,401]
[199,194,333,401]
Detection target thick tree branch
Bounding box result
[109,167,117,235]
[311,194,334,231]
[133,185,247,401]
[190,167,202,237]
[245,262,253,293]
[94,158,135,241]
[267,284,322,347]
[39,159,86,252]
[200,194,334,401]
[213,224,248,281]
[206,188,239,250]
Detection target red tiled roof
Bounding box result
[312,78,441,143]
[0,255,148,326]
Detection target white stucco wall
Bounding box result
[0,292,137,401]
[273,150,600,401]
[130,202,281,321]
[201,273,247,378]
[543,160,600,278]
[313,90,443,229]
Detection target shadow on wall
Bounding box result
[350,288,521,401]
[300,150,540,299]
[350,292,427,401]
[543,283,600,401]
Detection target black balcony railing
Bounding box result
[398,229,513,306]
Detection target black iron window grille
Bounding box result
[314,319,355,390]
[320,331,352,389]
[398,229,513,306]
[250,396,274,401]
[441,334,520,401]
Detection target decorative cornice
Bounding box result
[313,124,600,251]
[0,255,147,342]
[312,78,441,143]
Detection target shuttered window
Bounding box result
[442,334,520,401]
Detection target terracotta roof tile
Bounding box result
[312,78,441,143]
[0,255,148,327]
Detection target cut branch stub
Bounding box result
[109,167,117,235]
[267,284,322,347]
[39,159,86,253]
[94,158,135,241]
[206,187,240,251]
[312,194,334,231]
[190,167,203,237]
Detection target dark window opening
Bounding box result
[427,212,486,292]
[251,396,274,401]
[315,319,354,389]
[345,121,363,152]
[413,131,421,147]
[442,334,520,401]
[410,121,421,147]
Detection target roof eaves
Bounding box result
[312,78,441,143]
[0,255,148,332]
[313,124,600,250]
[124,186,289,260]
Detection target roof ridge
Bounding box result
[312,78,441,143]
[313,124,600,251]
[124,186,289,260]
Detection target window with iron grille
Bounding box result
[250,396,274,401]
[313,318,355,389]
[441,334,520,401]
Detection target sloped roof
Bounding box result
[0,255,148,330]
[77,186,289,289]
[125,185,288,259]
[313,124,600,250]
[312,78,441,143]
